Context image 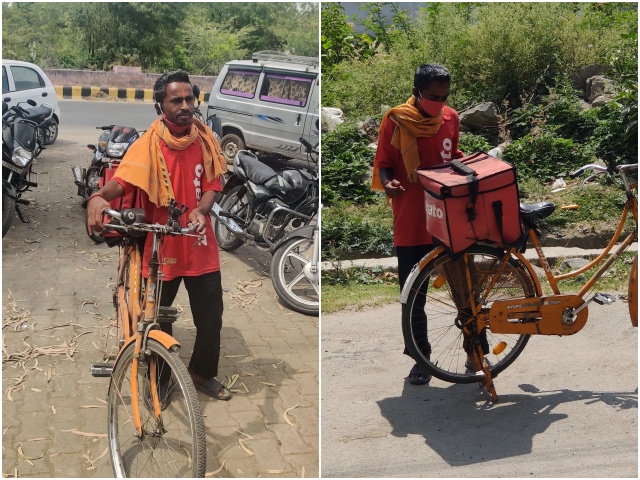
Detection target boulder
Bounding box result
[358,116,380,142]
[321,107,345,132]
[586,75,615,103]
[459,102,499,130]
[570,64,611,93]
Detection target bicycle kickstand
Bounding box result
[468,325,498,403]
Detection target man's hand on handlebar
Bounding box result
[187,210,206,234]
[87,194,111,234]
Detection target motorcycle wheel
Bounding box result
[214,186,251,251]
[270,236,319,316]
[85,207,105,244]
[44,119,59,145]
[2,185,16,238]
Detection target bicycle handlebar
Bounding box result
[569,164,609,178]
[103,208,202,236]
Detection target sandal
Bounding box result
[193,377,232,401]
[407,363,431,385]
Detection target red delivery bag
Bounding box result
[417,152,522,253]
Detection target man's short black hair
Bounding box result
[154,70,192,104]
[414,64,450,90]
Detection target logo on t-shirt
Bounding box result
[192,163,208,246]
[441,138,453,161]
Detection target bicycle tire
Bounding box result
[402,244,540,384]
[213,186,251,251]
[108,339,206,478]
[271,236,319,316]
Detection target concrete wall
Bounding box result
[43,68,216,93]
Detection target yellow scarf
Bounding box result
[114,118,227,207]
[371,98,443,191]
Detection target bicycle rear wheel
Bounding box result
[402,245,540,384]
[108,338,206,477]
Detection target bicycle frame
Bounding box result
[107,208,202,437]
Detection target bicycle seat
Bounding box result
[520,202,556,222]
[237,151,277,185]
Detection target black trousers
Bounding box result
[397,244,433,359]
[159,271,223,380]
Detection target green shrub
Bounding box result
[321,200,393,260]
[321,123,377,205]
[459,132,492,154]
[502,132,593,181]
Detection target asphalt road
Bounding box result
[321,300,638,477]
[2,104,319,477]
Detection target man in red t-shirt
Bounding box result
[373,64,464,385]
[87,71,231,401]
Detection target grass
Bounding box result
[321,283,400,314]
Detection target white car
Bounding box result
[2,59,61,144]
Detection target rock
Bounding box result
[359,117,380,142]
[558,257,590,272]
[570,64,611,93]
[586,75,615,103]
[459,102,499,130]
[321,107,344,132]
[591,95,612,107]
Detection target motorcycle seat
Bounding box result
[21,106,52,125]
[237,151,277,185]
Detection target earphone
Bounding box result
[154,102,163,116]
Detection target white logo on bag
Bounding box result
[426,203,444,219]
[441,138,452,160]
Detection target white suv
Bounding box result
[2,59,61,144]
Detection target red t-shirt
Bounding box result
[374,105,464,246]
[115,139,222,281]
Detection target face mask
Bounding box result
[418,95,446,117]
[162,113,191,134]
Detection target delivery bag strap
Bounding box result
[449,159,479,221]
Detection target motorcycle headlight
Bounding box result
[107,142,128,158]
[12,146,33,167]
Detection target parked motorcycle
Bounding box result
[211,139,318,252]
[71,125,140,242]
[2,100,50,237]
[269,139,319,315]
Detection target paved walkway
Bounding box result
[2,131,318,477]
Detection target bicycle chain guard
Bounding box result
[489,294,588,335]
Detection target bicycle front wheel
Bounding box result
[108,339,206,477]
[402,245,540,384]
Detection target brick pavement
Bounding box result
[2,133,319,477]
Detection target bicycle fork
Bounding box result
[463,254,499,403]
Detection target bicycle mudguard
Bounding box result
[489,294,588,335]
[113,329,181,366]
[629,254,637,327]
[400,246,445,304]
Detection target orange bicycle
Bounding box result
[402,162,638,402]
[91,201,206,477]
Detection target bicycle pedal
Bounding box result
[157,306,179,323]
[593,293,616,305]
[90,363,114,377]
